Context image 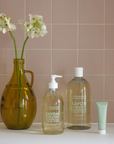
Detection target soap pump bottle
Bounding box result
[42,75,64,135]
[66,67,91,130]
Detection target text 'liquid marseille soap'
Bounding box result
[66,67,91,130]
[42,75,64,135]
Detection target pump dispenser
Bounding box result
[49,75,62,90]
[42,75,64,135]
[66,67,91,130]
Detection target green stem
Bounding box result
[19,36,29,124]
[9,31,18,59]
[9,31,23,124]
[9,31,19,87]
[21,36,29,60]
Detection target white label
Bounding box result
[46,106,59,110]
[46,112,59,122]
[45,106,60,123]
[71,96,86,114]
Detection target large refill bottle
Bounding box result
[66,67,91,130]
[42,75,64,135]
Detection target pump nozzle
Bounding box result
[49,75,62,90]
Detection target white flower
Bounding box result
[1,17,10,33]
[41,24,46,30]
[2,28,7,34]
[0,14,5,25]
[40,24,47,36]
[0,15,4,23]
[19,14,48,38]
[29,14,38,23]
[37,15,43,21]
[24,22,32,32]
[40,29,47,37]
[0,13,16,34]
[34,30,40,38]
[0,13,5,21]
[10,23,16,31]
[28,30,35,38]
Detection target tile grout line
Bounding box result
[77,0,79,66]
[103,0,106,102]
[0,74,112,76]
[0,0,1,10]
[45,23,114,25]
[1,48,114,50]
[51,0,52,74]
[36,98,114,102]
[14,23,114,26]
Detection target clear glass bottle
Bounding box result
[66,67,91,130]
[42,75,64,135]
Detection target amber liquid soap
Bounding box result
[66,67,91,130]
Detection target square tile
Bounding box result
[26,25,51,49]
[0,24,25,49]
[107,101,114,123]
[105,50,114,74]
[0,0,24,23]
[91,101,98,123]
[0,50,25,74]
[33,75,50,99]
[52,0,77,23]
[105,0,114,24]
[105,25,114,49]
[0,50,15,74]
[57,75,73,100]
[105,76,114,100]
[79,50,104,74]
[26,0,51,23]
[26,50,51,74]
[85,76,104,101]
[79,25,104,49]
[52,50,77,74]
[79,0,104,23]
[52,25,77,49]
[34,99,42,123]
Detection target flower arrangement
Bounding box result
[0,13,47,59]
[0,13,47,128]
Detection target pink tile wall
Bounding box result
[0,0,114,123]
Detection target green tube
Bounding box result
[96,102,108,134]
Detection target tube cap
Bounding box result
[75,67,83,77]
[99,130,106,134]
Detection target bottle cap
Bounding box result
[99,130,106,134]
[49,75,62,90]
[75,67,83,77]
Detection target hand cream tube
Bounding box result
[96,102,108,134]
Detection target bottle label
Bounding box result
[46,112,59,122]
[45,106,60,123]
[72,101,86,113]
[71,95,86,114]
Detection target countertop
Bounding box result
[0,123,114,144]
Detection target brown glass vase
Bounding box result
[1,59,37,129]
